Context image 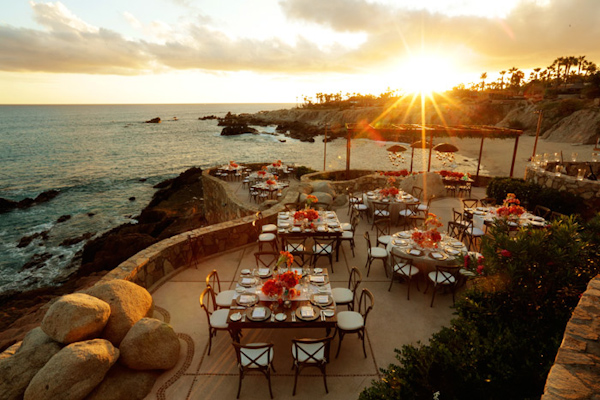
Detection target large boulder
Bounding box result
[311,181,336,196]
[0,328,62,400]
[331,193,348,208]
[41,293,111,344]
[24,339,119,400]
[86,280,154,346]
[85,363,159,400]
[119,318,180,370]
[400,172,445,200]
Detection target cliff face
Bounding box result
[542,108,600,144]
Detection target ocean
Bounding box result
[0,103,482,294]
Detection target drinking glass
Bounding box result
[593,152,599,162]
[554,152,560,162]
[577,169,585,181]
[571,152,578,162]
[555,165,562,177]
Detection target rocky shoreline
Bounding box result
[0,167,207,351]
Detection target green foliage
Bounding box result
[294,165,317,179]
[486,177,584,216]
[360,216,600,400]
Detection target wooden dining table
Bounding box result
[227,268,337,342]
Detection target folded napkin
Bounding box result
[431,252,443,259]
[310,275,325,283]
[315,295,329,304]
[252,307,266,319]
[241,278,254,285]
[259,268,270,276]
[301,306,314,318]
[409,249,421,256]
[446,248,459,255]
[239,295,254,304]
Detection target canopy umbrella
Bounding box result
[433,143,459,153]
[386,144,408,153]
[409,140,434,172]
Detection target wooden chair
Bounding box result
[444,180,459,197]
[480,197,496,207]
[425,265,460,307]
[332,267,362,311]
[282,235,308,267]
[446,221,466,242]
[458,181,473,197]
[285,202,300,212]
[389,248,420,299]
[232,342,275,399]
[206,270,236,309]
[406,216,426,230]
[371,201,391,229]
[352,194,370,223]
[462,220,485,252]
[416,195,435,216]
[254,251,278,270]
[292,336,334,395]
[399,203,419,229]
[347,191,363,215]
[374,218,392,248]
[199,287,229,355]
[312,235,337,272]
[462,198,479,210]
[339,213,360,257]
[550,211,566,221]
[336,288,374,358]
[534,205,551,219]
[411,186,423,200]
[313,202,331,211]
[363,231,388,277]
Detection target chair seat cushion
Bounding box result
[210,309,230,329]
[377,235,392,245]
[428,271,456,285]
[313,244,333,254]
[398,209,415,217]
[216,290,236,307]
[341,231,354,239]
[292,342,325,363]
[261,224,277,233]
[369,247,388,258]
[241,343,273,367]
[354,204,368,211]
[331,287,353,304]
[259,233,276,241]
[341,222,352,231]
[374,210,390,217]
[286,243,305,252]
[394,263,419,276]
[466,227,485,236]
[417,204,429,211]
[337,311,364,330]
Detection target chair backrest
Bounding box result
[357,288,374,324]
[363,231,373,248]
[205,270,222,293]
[462,199,479,209]
[348,267,362,294]
[434,265,459,286]
[452,208,464,223]
[447,221,465,240]
[232,342,274,369]
[374,218,391,238]
[199,286,217,317]
[390,248,414,271]
[480,197,496,206]
[313,202,331,211]
[407,216,426,229]
[350,212,361,232]
[292,336,333,364]
[411,186,423,200]
[283,235,307,253]
[255,251,279,269]
[313,235,337,251]
[285,202,299,212]
[290,250,312,268]
[550,211,565,221]
[372,201,391,216]
[534,205,551,219]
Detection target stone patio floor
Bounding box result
[144,179,487,400]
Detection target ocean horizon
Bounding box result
[0,103,482,295]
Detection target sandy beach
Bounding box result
[450,135,598,179]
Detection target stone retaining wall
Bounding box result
[525,167,600,207]
[301,169,387,193]
[542,274,600,399]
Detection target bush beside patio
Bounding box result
[359,214,600,400]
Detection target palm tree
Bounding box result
[577,55,586,75]
[499,70,507,90]
[480,72,487,91]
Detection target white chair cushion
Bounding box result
[210,309,230,329]
[262,224,277,233]
[394,263,419,276]
[466,227,485,236]
[337,311,364,330]
[332,287,353,304]
[216,290,235,307]
[428,271,456,285]
[369,247,388,258]
[417,204,428,211]
[349,197,362,204]
[398,209,415,217]
[341,222,352,231]
[377,235,392,245]
[341,231,354,239]
[374,210,390,217]
[259,233,276,241]
[354,204,368,211]
[286,243,305,252]
[240,343,273,367]
[313,244,333,254]
[292,342,325,363]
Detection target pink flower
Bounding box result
[477,256,485,264]
[477,265,484,275]
[500,249,512,258]
[464,255,469,268]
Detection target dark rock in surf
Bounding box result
[145,117,161,124]
[129,197,136,202]
[21,253,53,271]
[199,115,217,120]
[17,231,50,248]
[220,125,258,136]
[0,198,19,212]
[56,215,71,223]
[59,232,95,247]
[0,190,60,214]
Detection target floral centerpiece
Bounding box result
[294,209,319,222]
[305,194,318,207]
[272,160,282,167]
[411,213,443,249]
[262,251,300,303]
[380,170,409,177]
[266,179,277,186]
[257,170,267,177]
[229,160,238,169]
[496,193,525,218]
[380,187,399,199]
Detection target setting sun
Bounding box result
[397,54,460,95]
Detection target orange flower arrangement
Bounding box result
[266,179,276,186]
[496,193,525,218]
[276,251,294,270]
[229,161,238,168]
[306,194,318,205]
[262,252,300,301]
[380,187,399,198]
[411,213,443,249]
[294,209,319,221]
[257,170,266,176]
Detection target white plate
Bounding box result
[323,310,335,317]
[230,312,242,322]
[279,222,290,228]
[275,313,287,321]
[313,268,323,274]
[235,287,245,293]
[291,227,301,232]
[241,269,250,275]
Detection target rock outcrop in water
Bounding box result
[144,117,161,123]
[0,190,60,214]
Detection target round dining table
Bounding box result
[364,190,420,225]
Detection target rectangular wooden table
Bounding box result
[227,269,337,342]
[277,211,343,261]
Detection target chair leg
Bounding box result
[207,328,213,355]
[292,364,299,396]
[365,258,372,277]
[267,369,273,399]
[322,365,329,393]
[350,239,355,257]
[237,370,243,399]
[430,285,437,307]
[388,273,394,291]
[406,276,411,300]
[335,331,345,358]
[361,329,367,358]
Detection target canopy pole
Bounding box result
[427,130,433,172]
[345,127,351,180]
[510,135,520,177]
[410,147,414,173]
[532,111,543,159]
[475,136,485,184]
[323,124,328,171]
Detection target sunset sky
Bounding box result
[1,0,599,104]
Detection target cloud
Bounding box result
[1,0,599,77]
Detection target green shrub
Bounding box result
[294,165,317,179]
[360,216,600,400]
